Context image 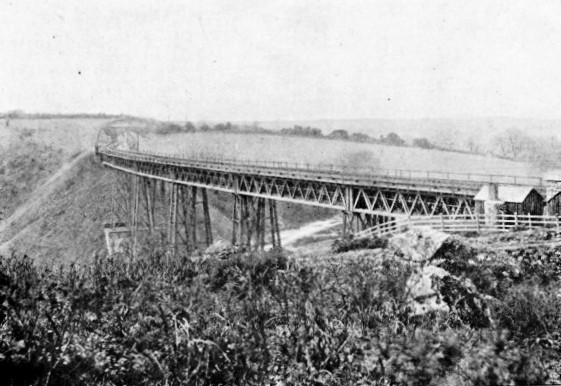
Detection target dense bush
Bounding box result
[0,244,560,385]
[412,137,434,149]
[331,235,388,253]
[155,123,188,135]
[280,125,323,138]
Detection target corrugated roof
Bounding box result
[474,185,541,203]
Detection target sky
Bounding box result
[0,0,560,121]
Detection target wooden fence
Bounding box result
[354,213,561,239]
[354,217,411,238]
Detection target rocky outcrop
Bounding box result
[406,265,450,315]
[394,228,493,327]
[406,264,493,327]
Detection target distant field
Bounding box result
[141,132,541,178]
[0,118,112,154]
[0,119,544,180]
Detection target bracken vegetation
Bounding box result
[1,236,561,385]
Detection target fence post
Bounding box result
[515,212,518,228]
[528,213,532,229]
[476,213,480,232]
[557,216,560,235]
[440,213,444,231]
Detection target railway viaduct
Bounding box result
[96,145,544,254]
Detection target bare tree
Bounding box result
[432,129,460,151]
[465,135,481,154]
[492,129,528,159]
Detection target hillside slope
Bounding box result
[0,154,241,265]
[0,153,335,266]
[0,153,117,265]
[0,117,113,154]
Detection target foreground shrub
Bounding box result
[0,247,559,385]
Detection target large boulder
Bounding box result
[389,226,481,268]
[389,227,450,263]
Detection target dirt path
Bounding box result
[280,215,341,249]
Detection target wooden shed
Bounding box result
[543,170,561,215]
[474,184,544,215]
[547,192,561,215]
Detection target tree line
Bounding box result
[0,110,130,120]
[157,121,411,147]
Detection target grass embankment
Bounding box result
[142,132,540,177]
[0,152,117,266]
[0,138,65,222]
[1,232,560,385]
[0,117,113,224]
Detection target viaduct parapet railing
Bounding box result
[98,147,543,194]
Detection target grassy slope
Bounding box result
[0,154,236,265]
[0,118,114,264]
[0,118,113,221]
[143,132,541,176]
[0,153,117,265]
[0,140,64,220]
[0,118,113,154]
